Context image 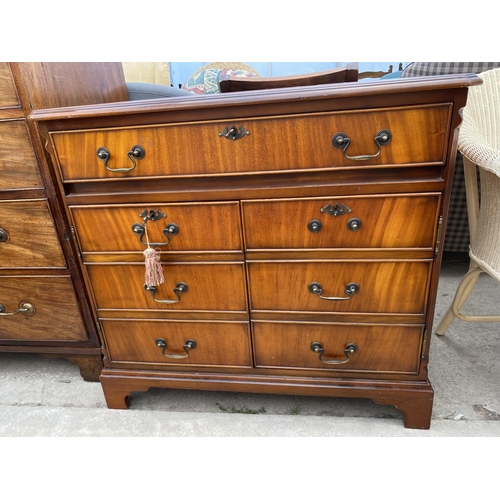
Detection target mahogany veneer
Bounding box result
[31,73,481,427]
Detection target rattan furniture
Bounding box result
[436,68,500,334]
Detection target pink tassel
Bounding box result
[142,222,164,287]
[144,247,165,287]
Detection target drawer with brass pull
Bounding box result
[49,104,450,182]
[0,275,88,342]
[101,319,252,367]
[70,201,243,255]
[252,321,423,374]
[247,260,431,316]
[0,200,66,268]
[86,262,248,314]
[242,193,441,251]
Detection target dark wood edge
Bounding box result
[219,63,359,92]
[29,73,482,123]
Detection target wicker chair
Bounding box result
[436,68,500,335]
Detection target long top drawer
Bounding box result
[49,105,451,182]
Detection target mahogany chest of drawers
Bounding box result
[32,73,480,428]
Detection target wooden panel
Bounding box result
[253,321,422,374]
[102,319,252,367]
[0,276,88,341]
[0,200,65,268]
[0,120,43,190]
[86,262,248,312]
[220,64,359,92]
[0,63,19,108]
[243,193,441,250]
[18,62,128,110]
[247,260,431,315]
[70,201,242,254]
[50,105,451,181]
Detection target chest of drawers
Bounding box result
[32,73,480,428]
[0,63,127,380]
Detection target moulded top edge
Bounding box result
[29,73,482,123]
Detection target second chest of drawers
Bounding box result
[0,63,115,379]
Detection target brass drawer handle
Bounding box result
[0,228,9,242]
[132,222,179,247]
[132,209,179,247]
[308,282,359,301]
[308,208,362,233]
[347,218,362,231]
[332,129,392,161]
[144,282,188,304]
[0,302,36,317]
[310,342,358,365]
[307,219,322,233]
[96,145,145,172]
[155,338,197,359]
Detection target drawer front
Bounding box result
[248,261,431,314]
[0,276,88,341]
[70,201,242,254]
[102,319,252,367]
[242,194,441,250]
[0,63,19,109]
[50,105,450,181]
[253,321,423,374]
[0,200,66,268]
[86,262,248,312]
[0,120,43,190]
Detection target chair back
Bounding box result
[458,68,500,280]
[459,68,500,170]
[219,63,358,93]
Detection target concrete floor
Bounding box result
[1,260,499,437]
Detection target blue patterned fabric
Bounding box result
[182,68,259,95]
